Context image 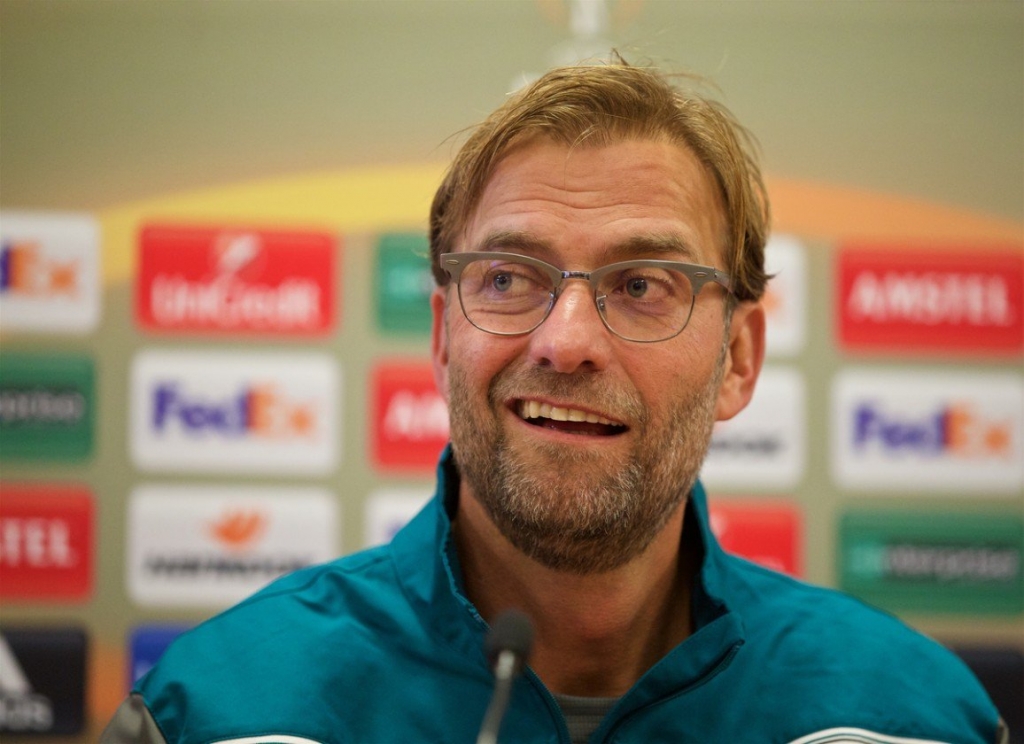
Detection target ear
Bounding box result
[715,300,766,422]
[430,287,450,402]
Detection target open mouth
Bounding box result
[515,399,628,437]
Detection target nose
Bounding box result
[525,281,613,374]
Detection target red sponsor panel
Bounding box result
[136,224,338,335]
[709,500,802,577]
[0,483,94,601]
[837,246,1024,355]
[371,361,448,472]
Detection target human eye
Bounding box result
[606,266,686,308]
[466,259,549,302]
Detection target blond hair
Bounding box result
[429,60,771,303]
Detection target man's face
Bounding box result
[431,137,760,574]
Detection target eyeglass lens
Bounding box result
[455,257,697,342]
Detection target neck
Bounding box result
[454,488,697,698]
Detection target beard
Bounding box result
[447,341,724,575]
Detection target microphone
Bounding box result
[476,609,535,744]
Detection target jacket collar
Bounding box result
[390,445,745,698]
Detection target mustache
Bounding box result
[487,364,647,428]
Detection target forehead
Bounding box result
[463,137,727,266]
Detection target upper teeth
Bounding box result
[518,400,620,426]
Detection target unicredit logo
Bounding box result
[137,224,337,335]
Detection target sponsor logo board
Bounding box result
[129,625,190,686]
[0,627,87,735]
[365,489,432,548]
[0,353,95,461]
[709,500,802,577]
[128,485,338,607]
[702,367,806,490]
[0,484,93,602]
[371,361,448,472]
[136,224,337,335]
[837,246,1024,355]
[831,370,1023,493]
[374,233,433,334]
[0,211,101,334]
[840,511,1023,614]
[130,350,339,474]
[763,235,807,357]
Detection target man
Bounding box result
[103,61,1005,744]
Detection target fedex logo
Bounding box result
[853,403,1012,458]
[837,247,1023,355]
[131,351,338,475]
[0,241,79,297]
[0,211,99,333]
[151,383,315,439]
[832,370,1023,494]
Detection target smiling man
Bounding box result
[103,61,1006,744]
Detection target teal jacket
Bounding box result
[105,448,1004,744]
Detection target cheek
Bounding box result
[448,325,519,396]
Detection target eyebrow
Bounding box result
[476,231,553,258]
[475,231,701,265]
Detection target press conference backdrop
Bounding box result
[1,1,1022,740]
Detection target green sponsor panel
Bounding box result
[375,233,433,334]
[0,353,95,460]
[840,511,1023,615]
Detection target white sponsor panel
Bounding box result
[763,235,807,357]
[129,350,339,475]
[701,367,806,490]
[831,370,1024,493]
[0,211,100,333]
[128,485,338,607]
[364,489,432,548]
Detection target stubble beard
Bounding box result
[447,347,724,575]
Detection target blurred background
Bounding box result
[1,1,1021,740]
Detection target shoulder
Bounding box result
[715,554,1000,741]
[724,553,969,672]
[134,544,417,741]
[145,544,400,667]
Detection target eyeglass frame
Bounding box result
[438,251,733,343]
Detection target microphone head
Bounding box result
[485,608,534,666]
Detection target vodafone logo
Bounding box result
[837,247,1023,354]
[0,484,93,602]
[130,350,339,475]
[136,224,337,335]
[371,361,448,471]
[128,485,338,607]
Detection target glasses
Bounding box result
[439,252,732,343]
